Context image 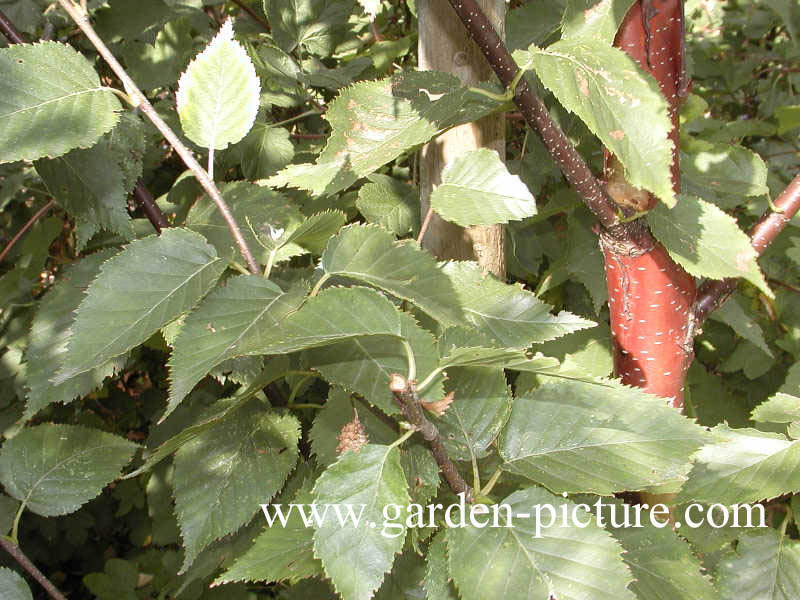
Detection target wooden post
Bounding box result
[417,0,506,278]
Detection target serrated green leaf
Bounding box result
[356,174,419,236]
[435,367,511,462]
[264,0,355,57]
[237,121,295,179]
[752,393,800,425]
[168,275,306,416]
[430,149,536,226]
[499,379,710,494]
[601,499,717,600]
[677,424,800,504]
[649,194,771,296]
[0,567,32,600]
[25,250,127,418]
[561,0,637,43]
[717,529,800,600]
[0,424,137,516]
[681,139,769,206]
[119,17,194,90]
[55,228,226,383]
[0,41,120,163]
[174,400,300,571]
[107,112,146,192]
[776,106,800,135]
[441,261,596,347]
[309,388,397,467]
[446,486,635,600]
[312,444,410,600]
[710,293,772,356]
[258,210,347,274]
[424,530,458,600]
[321,224,463,324]
[305,307,442,415]
[215,479,321,585]
[177,20,260,150]
[516,39,675,205]
[35,141,132,250]
[185,180,303,264]
[268,72,500,196]
[0,494,20,536]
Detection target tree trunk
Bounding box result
[602,0,693,408]
[417,0,506,278]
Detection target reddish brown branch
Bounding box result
[132,181,169,232]
[389,374,473,502]
[230,0,270,31]
[694,172,800,324]
[0,9,26,44]
[0,537,68,600]
[0,199,55,263]
[444,0,620,230]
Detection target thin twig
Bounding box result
[132,181,170,232]
[389,374,473,501]
[230,0,270,31]
[444,0,620,230]
[416,206,434,245]
[0,8,26,44]
[0,537,68,600]
[55,0,260,274]
[370,20,383,42]
[694,172,800,324]
[0,200,55,263]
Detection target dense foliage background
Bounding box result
[0,0,799,598]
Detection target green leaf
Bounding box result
[516,39,675,206]
[0,494,20,536]
[268,72,500,196]
[55,228,226,383]
[177,20,260,150]
[680,139,769,207]
[441,261,596,347]
[499,379,710,494]
[776,105,800,134]
[304,309,442,414]
[174,400,300,570]
[167,276,306,416]
[430,149,536,226]
[257,210,347,273]
[752,393,800,425]
[321,224,463,324]
[717,529,800,600]
[237,121,295,179]
[446,486,635,600]
[649,194,772,296]
[507,0,563,51]
[215,478,321,585]
[312,444,410,600]
[119,18,194,90]
[436,328,561,371]
[0,567,32,600]
[35,140,132,249]
[25,250,127,417]
[424,531,458,600]
[309,388,397,467]
[263,0,355,56]
[185,180,303,263]
[561,0,637,43]
[602,500,717,600]
[710,293,772,356]
[435,367,512,462]
[356,0,379,17]
[0,424,137,516]
[356,174,419,237]
[677,424,800,504]
[0,41,120,163]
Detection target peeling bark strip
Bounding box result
[389,374,473,501]
[611,0,687,208]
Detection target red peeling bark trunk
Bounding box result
[602,0,694,408]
